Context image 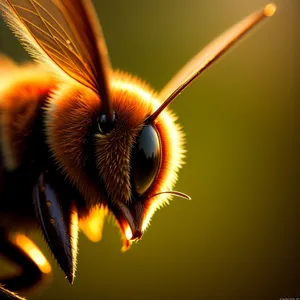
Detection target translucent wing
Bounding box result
[0,0,113,115]
[151,4,276,120]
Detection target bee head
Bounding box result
[0,0,275,284]
[45,72,185,246]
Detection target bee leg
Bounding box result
[0,285,25,300]
[33,170,79,284]
[0,228,51,299]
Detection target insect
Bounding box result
[0,1,276,299]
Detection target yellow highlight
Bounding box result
[125,225,133,240]
[79,205,107,243]
[12,234,51,274]
[121,237,132,252]
[112,79,153,103]
[264,3,276,17]
[70,206,79,278]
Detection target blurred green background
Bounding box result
[0,0,299,299]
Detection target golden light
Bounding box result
[79,205,107,243]
[125,225,133,241]
[112,79,153,103]
[10,233,51,274]
[264,3,276,17]
[70,206,79,277]
[121,237,132,252]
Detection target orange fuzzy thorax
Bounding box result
[0,63,55,170]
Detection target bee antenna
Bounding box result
[146,89,183,123]
[147,3,276,122]
[148,191,191,200]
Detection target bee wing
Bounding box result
[158,4,276,105]
[0,0,112,110]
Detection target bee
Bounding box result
[0,1,276,299]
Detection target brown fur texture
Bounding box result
[45,81,105,209]
[0,63,54,170]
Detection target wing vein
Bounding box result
[13,4,38,16]
[32,0,80,55]
[37,0,102,84]
[27,0,90,81]
[29,0,78,62]
[44,50,80,73]
[38,40,76,68]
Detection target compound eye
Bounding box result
[98,111,116,134]
[131,125,161,196]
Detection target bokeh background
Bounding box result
[0,0,299,299]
